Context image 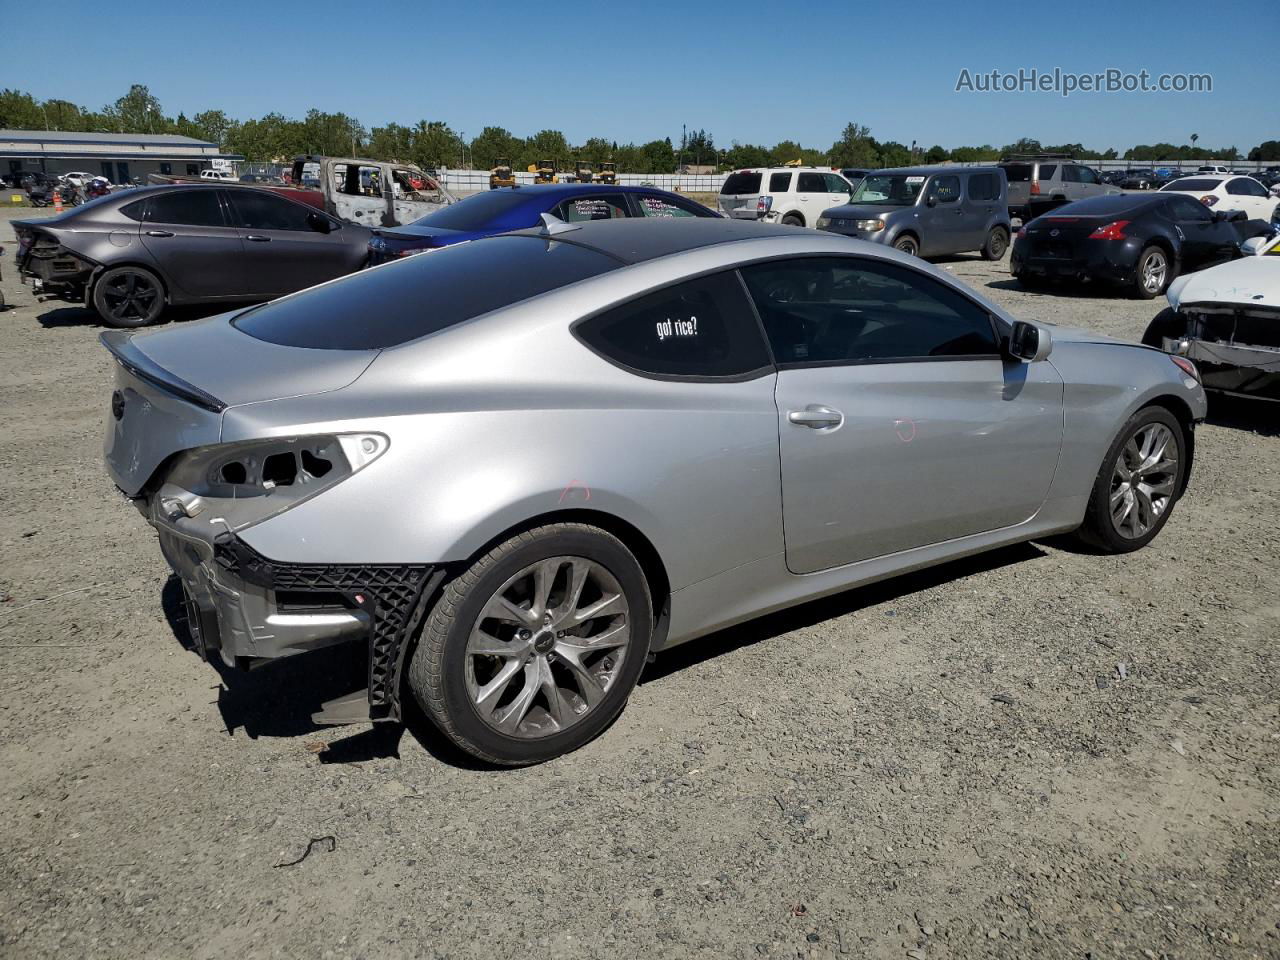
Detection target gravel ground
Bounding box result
[0,207,1277,960]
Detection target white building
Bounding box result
[0,130,243,184]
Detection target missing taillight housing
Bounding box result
[262,453,298,487]
[1088,220,1130,241]
[221,461,247,484]
[300,449,333,478]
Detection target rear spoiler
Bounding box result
[99,330,226,413]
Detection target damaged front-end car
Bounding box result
[1143,252,1280,401]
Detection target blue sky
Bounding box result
[2,0,1275,152]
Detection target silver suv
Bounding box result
[817,166,1012,260]
[999,155,1119,221]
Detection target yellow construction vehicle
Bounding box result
[530,159,558,184]
[596,161,617,185]
[782,158,805,167]
[574,159,594,184]
[489,157,516,190]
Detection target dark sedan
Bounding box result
[1010,193,1244,299]
[13,184,370,327]
[1120,169,1159,190]
[366,183,719,263]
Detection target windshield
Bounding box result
[405,190,528,231]
[849,174,927,206]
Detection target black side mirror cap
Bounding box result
[306,211,333,234]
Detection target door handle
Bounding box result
[145,230,174,238]
[244,234,271,242]
[788,405,844,429]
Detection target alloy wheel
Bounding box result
[1109,422,1178,539]
[1140,250,1168,295]
[464,556,632,739]
[101,271,160,323]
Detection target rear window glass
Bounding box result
[233,236,619,350]
[720,172,762,195]
[1164,177,1221,192]
[1000,163,1031,182]
[406,190,528,230]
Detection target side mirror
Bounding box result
[925,195,937,208]
[306,211,333,234]
[1008,320,1053,362]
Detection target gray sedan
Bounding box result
[101,219,1207,765]
[14,184,369,327]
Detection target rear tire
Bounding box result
[1132,246,1173,300]
[1141,306,1185,348]
[1075,406,1187,553]
[981,226,1009,261]
[91,265,166,327]
[408,523,652,766]
[781,213,804,227]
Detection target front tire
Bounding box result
[408,523,652,766]
[894,234,919,256]
[91,265,166,327]
[1076,406,1187,553]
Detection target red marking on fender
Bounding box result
[894,419,916,443]
[558,480,591,504]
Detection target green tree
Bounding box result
[367,122,414,162]
[525,129,570,169]
[923,144,948,164]
[470,126,521,169]
[829,123,879,168]
[105,84,168,133]
[1248,140,1280,162]
[876,141,913,167]
[409,120,459,170]
[1000,137,1042,156]
[0,88,44,128]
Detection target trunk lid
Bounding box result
[1023,214,1111,258]
[101,314,378,496]
[718,171,763,219]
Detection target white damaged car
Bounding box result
[1143,232,1280,400]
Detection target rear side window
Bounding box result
[146,189,226,227]
[968,173,999,201]
[1035,164,1057,180]
[1001,163,1032,182]
[1227,178,1267,197]
[769,172,793,192]
[721,172,762,195]
[556,195,628,222]
[234,236,619,350]
[797,173,827,193]
[740,256,998,365]
[634,194,706,218]
[574,271,771,379]
[120,199,148,222]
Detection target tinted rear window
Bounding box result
[406,190,530,230]
[1036,164,1057,180]
[1000,163,1031,182]
[720,172,762,195]
[1164,177,1220,192]
[233,236,619,350]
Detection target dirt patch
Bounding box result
[0,209,1276,959]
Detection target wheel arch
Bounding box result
[1137,393,1196,496]
[394,507,674,706]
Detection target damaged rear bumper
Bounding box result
[150,504,440,721]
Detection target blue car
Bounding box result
[366,183,720,263]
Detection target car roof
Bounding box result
[503,217,805,265]
[873,165,1003,176]
[493,183,688,199]
[1045,194,1165,216]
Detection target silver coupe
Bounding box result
[102,218,1208,764]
